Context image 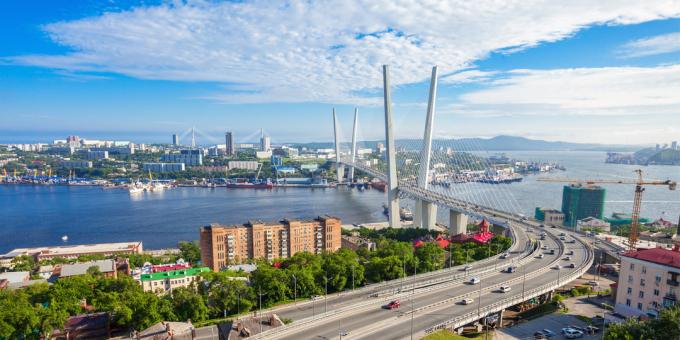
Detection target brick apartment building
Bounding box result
[615,245,680,317]
[200,216,341,271]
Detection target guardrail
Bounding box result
[423,233,594,335]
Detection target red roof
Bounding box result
[622,247,680,269]
[472,231,494,244]
[413,240,425,248]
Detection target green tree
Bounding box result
[200,271,255,318]
[168,287,208,323]
[250,263,290,307]
[178,241,201,264]
[11,255,36,271]
[0,289,40,339]
[415,242,446,272]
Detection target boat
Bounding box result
[477,174,523,184]
[371,180,387,192]
[227,179,273,189]
[61,235,68,241]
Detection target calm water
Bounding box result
[1,151,679,253]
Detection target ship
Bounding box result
[227,178,274,189]
[371,180,387,192]
[477,174,523,184]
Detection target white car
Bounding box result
[542,245,548,250]
[500,285,512,293]
[563,256,572,261]
[310,295,323,301]
[586,280,599,286]
[469,277,481,284]
[561,328,584,339]
[552,265,561,270]
[537,254,545,259]
[500,253,509,259]
[462,298,474,305]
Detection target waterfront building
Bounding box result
[561,184,606,226]
[143,162,186,173]
[0,241,143,268]
[225,131,236,157]
[615,245,680,318]
[139,267,209,294]
[61,160,93,169]
[228,160,259,171]
[534,207,565,225]
[199,216,342,271]
[172,134,180,146]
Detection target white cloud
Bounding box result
[618,31,680,58]
[440,69,498,85]
[6,0,680,103]
[456,64,680,116]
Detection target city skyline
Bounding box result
[2,1,680,144]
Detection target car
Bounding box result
[549,249,555,255]
[539,224,545,228]
[500,253,509,259]
[560,236,566,241]
[586,280,599,286]
[500,285,512,293]
[537,253,545,259]
[551,225,557,228]
[541,245,548,250]
[566,250,574,255]
[310,295,323,301]
[561,328,584,338]
[568,239,576,243]
[339,330,349,336]
[584,325,600,333]
[563,256,572,261]
[469,277,481,284]
[567,325,585,332]
[462,265,473,271]
[559,232,566,236]
[461,298,474,305]
[383,300,400,309]
[506,266,516,273]
[594,240,601,244]
[568,263,576,268]
[552,265,561,270]
[541,329,556,338]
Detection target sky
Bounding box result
[1,1,680,145]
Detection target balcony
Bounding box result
[667,279,679,287]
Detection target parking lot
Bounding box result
[495,313,599,340]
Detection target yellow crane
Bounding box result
[537,170,676,250]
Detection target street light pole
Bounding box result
[258,286,263,335]
[411,260,417,340]
[325,271,328,314]
[293,274,297,305]
[352,265,355,291]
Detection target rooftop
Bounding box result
[0,271,30,283]
[140,267,210,282]
[1,241,142,259]
[622,247,680,270]
[60,260,116,277]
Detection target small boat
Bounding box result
[61,235,68,241]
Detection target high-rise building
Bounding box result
[561,184,606,226]
[172,134,180,146]
[672,141,678,150]
[225,131,236,156]
[199,216,342,271]
[261,135,271,152]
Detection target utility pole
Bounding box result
[352,265,355,291]
[258,286,263,335]
[411,260,417,340]
[292,274,297,305]
[325,270,328,314]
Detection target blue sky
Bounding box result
[2,1,680,145]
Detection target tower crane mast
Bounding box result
[538,170,676,250]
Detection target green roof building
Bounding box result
[561,184,606,227]
[139,267,210,294]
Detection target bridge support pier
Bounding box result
[449,210,468,235]
[413,199,437,229]
[333,108,345,184]
[497,309,505,328]
[383,65,401,228]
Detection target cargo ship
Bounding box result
[227,178,273,189]
[371,180,387,192]
[477,174,523,184]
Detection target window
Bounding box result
[630,263,635,270]
[626,299,631,306]
[637,302,643,310]
[654,289,660,296]
[639,291,644,298]
[627,287,633,294]
[641,278,646,286]
[656,274,662,284]
[642,266,647,274]
[628,275,633,283]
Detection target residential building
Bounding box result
[139,267,210,294]
[200,216,342,271]
[260,135,271,151]
[615,245,680,318]
[161,149,203,166]
[172,133,180,146]
[86,150,109,160]
[52,313,111,340]
[226,131,236,156]
[0,271,30,284]
[534,207,565,225]
[143,162,186,173]
[229,160,260,171]
[0,241,143,268]
[561,184,606,226]
[61,160,93,169]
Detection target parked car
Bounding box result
[469,277,481,284]
[500,285,512,293]
[561,328,584,338]
[586,280,599,286]
[383,300,400,310]
[534,329,556,338]
[462,298,474,305]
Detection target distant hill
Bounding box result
[292,135,636,152]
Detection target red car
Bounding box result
[383,300,401,310]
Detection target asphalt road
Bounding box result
[272,223,589,340]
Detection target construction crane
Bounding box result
[538,170,676,250]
